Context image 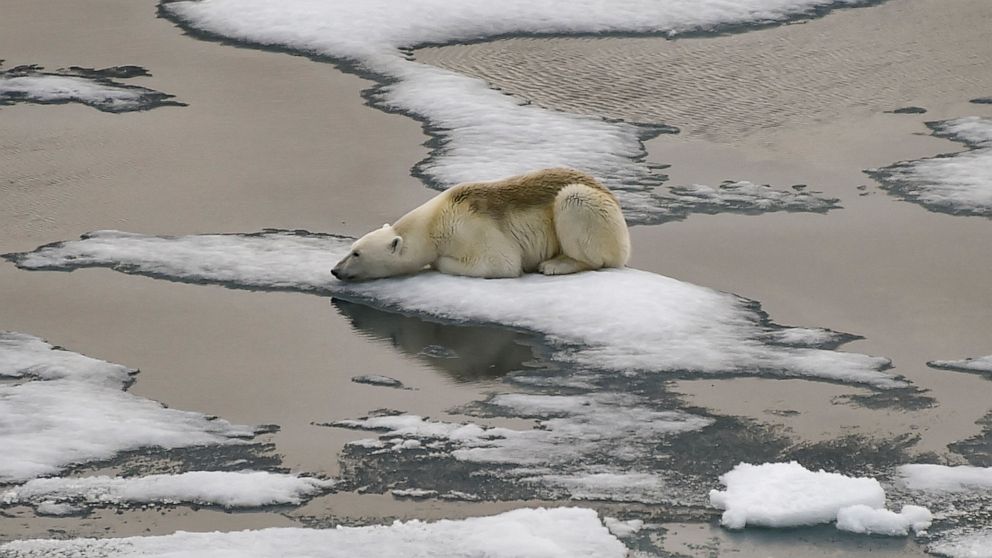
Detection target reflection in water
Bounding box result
[331,298,539,382]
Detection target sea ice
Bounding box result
[5,230,903,389]
[163,0,865,223]
[0,331,254,482]
[834,504,932,536]
[929,530,992,558]
[0,507,627,558]
[0,65,183,113]
[867,117,992,217]
[0,471,335,510]
[897,464,992,492]
[332,392,711,502]
[708,462,886,529]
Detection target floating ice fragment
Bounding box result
[351,374,407,388]
[603,516,645,538]
[708,462,885,529]
[929,355,992,377]
[0,64,184,112]
[0,507,628,558]
[0,471,335,510]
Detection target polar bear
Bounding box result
[331,168,630,281]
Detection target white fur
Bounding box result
[332,170,630,281]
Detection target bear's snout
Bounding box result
[331,266,354,281]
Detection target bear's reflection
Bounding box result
[332,299,539,382]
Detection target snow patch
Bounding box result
[0,507,627,558]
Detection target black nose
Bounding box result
[331,268,342,280]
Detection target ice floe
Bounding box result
[5,230,903,389]
[929,355,992,378]
[330,393,711,503]
[897,464,992,492]
[0,507,627,558]
[668,181,839,214]
[709,462,887,529]
[0,331,254,482]
[0,64,184,113]
[337,394,711,467]
[929,530,992,558]
[867,117,992,217]
[163,0,864,223]
[0,471,335,510]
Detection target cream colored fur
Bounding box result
[332,168,630,281]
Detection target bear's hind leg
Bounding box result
[538,255,590,276]
[552,183,631,271]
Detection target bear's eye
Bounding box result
[352,251,360,258]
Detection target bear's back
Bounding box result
[447,168,610,219]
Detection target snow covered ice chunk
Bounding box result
[0,471,335,510]
[867,117,992,217]
[835,504,932,536]
[6,230,904,389]
[897,464,992,492]
[163,0,866,223]
[0,507,628,558]
[0,331,254,482]
[709,462,886,529]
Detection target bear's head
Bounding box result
[332,224,417,281]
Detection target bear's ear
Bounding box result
[389,236,403,254]
[381,223,390,229]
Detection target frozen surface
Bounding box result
[0,507,627,558]
[708,462,886,529]
[0,472,335,509]
[897,464,992,492]
[5,230,902,389]
[930,531,992,558]
[163,0,865,223]
[0,331,253,482]
[834,504,932,536]
[0,65,183,113]
[868,117,992,217]
[929,355,992,377]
